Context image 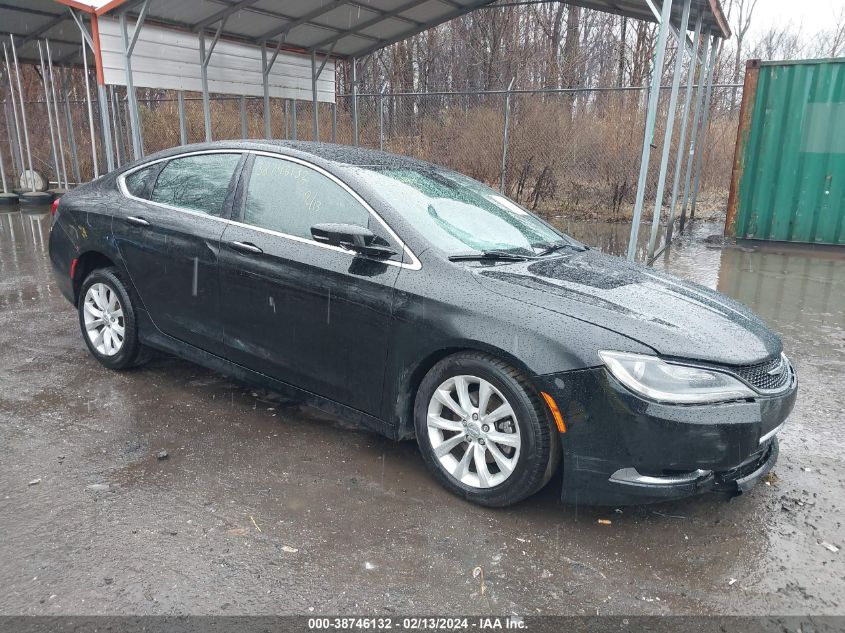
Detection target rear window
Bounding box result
[150,153,241,216]
[123,164,158,200]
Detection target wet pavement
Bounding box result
[1,205,843,615]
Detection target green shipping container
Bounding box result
[727,58,845,244]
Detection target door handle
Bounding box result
[230,240,263,254]
[126,216,150,227]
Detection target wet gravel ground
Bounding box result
[1,208,843,615]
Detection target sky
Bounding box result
[744,0,845,38]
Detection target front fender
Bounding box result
[384,256,654,438]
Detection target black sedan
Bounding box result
[48,141,797,507]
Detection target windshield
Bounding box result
[351,166,575,256]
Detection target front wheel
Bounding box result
[78,267,148,369]
[414,352,559,507]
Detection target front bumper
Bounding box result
[535,366,796,506]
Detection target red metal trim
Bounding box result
[90,12,106,86]
[708,0,732,39]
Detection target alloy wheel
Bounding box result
[83,282,125,357]
[426,375,521,489]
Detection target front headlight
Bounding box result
[599,350,755,404]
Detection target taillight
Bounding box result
[50,197,60,218]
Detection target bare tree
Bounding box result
[750,22,805,60]
[729,0,759,110]
[822,7,845,57]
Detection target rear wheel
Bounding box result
[78,268,149,369]
[415,352,559,507]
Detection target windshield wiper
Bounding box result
[536,241,588,256]
[448,250,532,262]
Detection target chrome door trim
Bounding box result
[116,148,422,271]
[116,149,240,226]
[240,151,420,270]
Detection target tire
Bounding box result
[414,352,560,507]
[78,267,149,370]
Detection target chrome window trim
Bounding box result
[117,149,243,224]
[117,148,422,271]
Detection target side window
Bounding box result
[243,156,370,239]
[150,153,241,216]
[124,164,158,200]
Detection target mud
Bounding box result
[1,206,843,615]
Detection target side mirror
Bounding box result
[311,223,398,259]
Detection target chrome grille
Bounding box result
[730,355,791,392]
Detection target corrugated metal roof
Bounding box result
[0,0,90,65]
[0,0,730,67]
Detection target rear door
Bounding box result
[114,151,244,355]
[218,153,404,416]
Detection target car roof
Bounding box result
[132,140,437,172]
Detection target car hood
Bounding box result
[473,249,781,366]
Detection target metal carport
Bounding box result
[1,0,730,261]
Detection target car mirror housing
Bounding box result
[311,223,397,259]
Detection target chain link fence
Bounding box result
[2,83,741,226]
[335,84,742,224]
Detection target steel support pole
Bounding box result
[500,77,515,193]
[679,33,715,233]
[97,85,114,172]
[90,14,114,173]
[177,91,187,145]
[625,0,672,261]
[80,33,99,179]
[261,44,271,139]
[199,31,212,142]
[108,89,121,169]
[240,95,248,138]
[46,40,68,187]
[4,101,22,176]
[199,17,227,143]
[120,12,143,159]
[379,83,387,151]
[0,126,7,192]
[689,35,719,222]
[663,15,702,248]
[351,58,359,146]
[3,43,25,180]
[331,102,336,143]
[311,50,319,141]
[61,65,81,184]
[646,0,692,261]
[110,86,124,167]
[291,99,297,140]
[37,42,61,188]
[9,36,36,192]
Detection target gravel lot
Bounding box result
[1,209,843,616]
